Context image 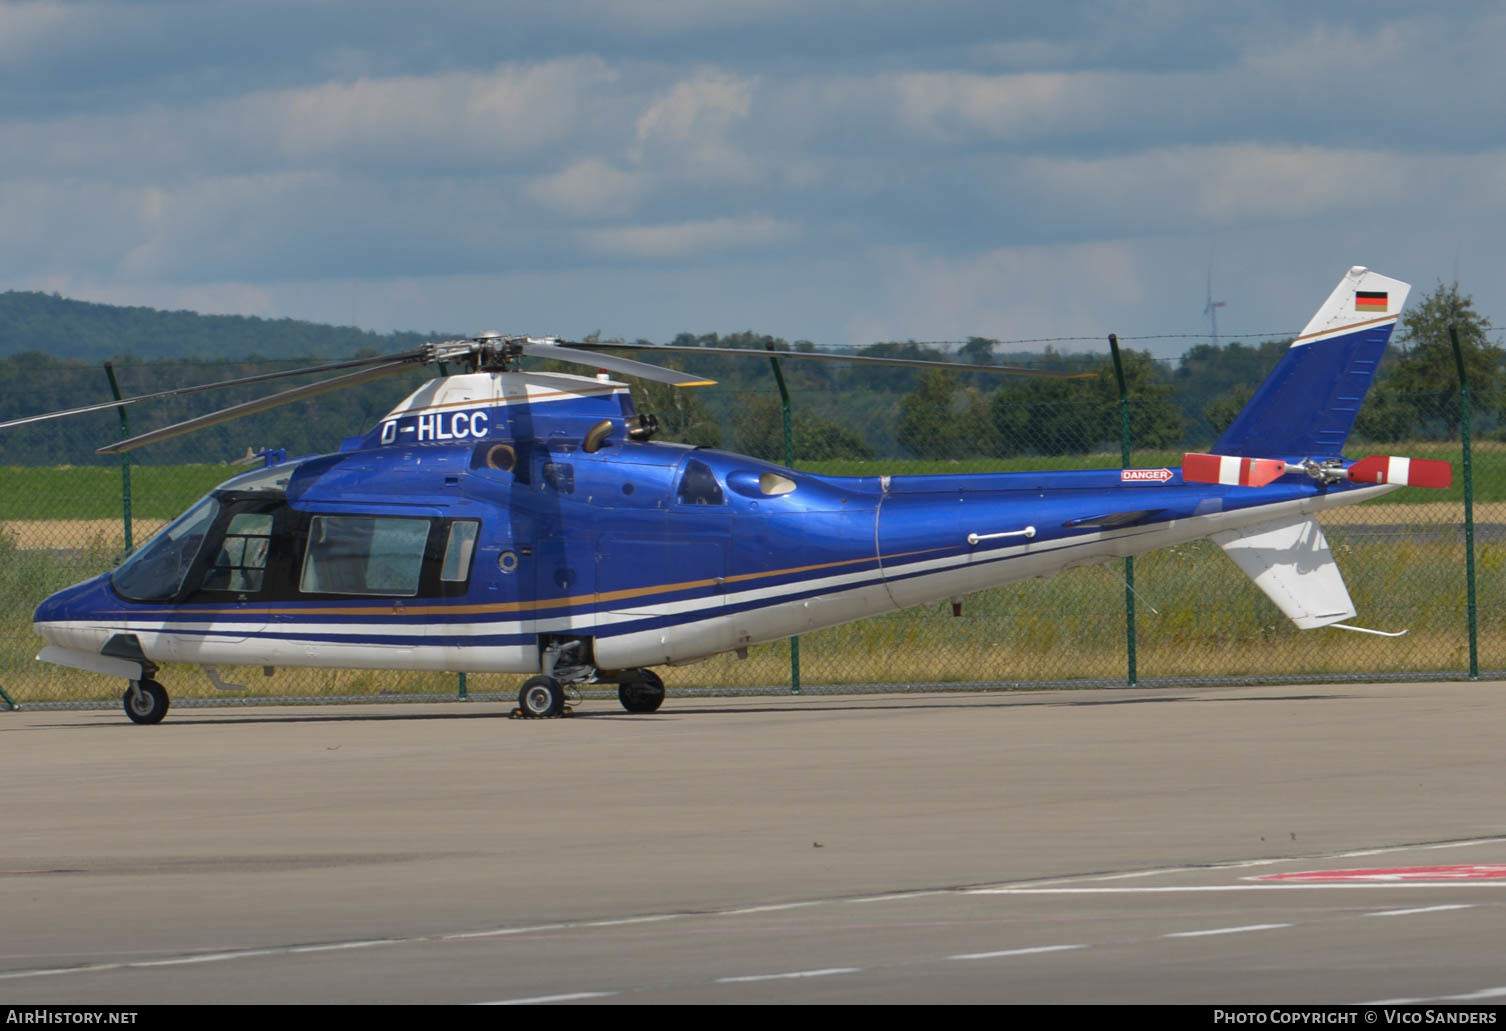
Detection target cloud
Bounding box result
[844,240,1147,347]
[572,0,822,34]
[0,57,626,181]
[524,158,649,217]
[891,70,1095,144]
[629,68,761,184]
[0,0,77,65]
[634,69,753,147]
[856,16,1506,155]
[579,215,797,259]
[247,58,625,169]
[4,2,1506,359]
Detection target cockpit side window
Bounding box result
[201,512,273,593]
[676,459,725,506]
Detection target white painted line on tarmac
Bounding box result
[718,901,826,916]
[0,941,407,981]
[445,914,680,940]
[1366,904,1476,918]
[950,945,1087,960]
[287,939,397,953]
[1369,985,1506,1005]
[971,883,1506,895]
[975,837,1506,892]
[845,891,948,904]
[717,967,861,983]
[1355,836,1506,854]
[129,948,285,967]
[0,965,118,981]
[1340,837,1506,857]
[477,991,618,1005]
[7,834,1503,986]
[1164,923,1291,938]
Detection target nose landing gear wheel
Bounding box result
[123,679,169,725]
[517,676,566,718]
[618,669,665,713]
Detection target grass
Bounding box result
[0,464,234,520]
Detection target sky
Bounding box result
[3,0,1504,359]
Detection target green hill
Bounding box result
[0,290,441,362]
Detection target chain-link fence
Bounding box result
[0,352,1499,710]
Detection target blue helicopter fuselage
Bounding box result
[32,369,1392,681]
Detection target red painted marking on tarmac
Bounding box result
[1257,865,1506,882]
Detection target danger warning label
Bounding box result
[1120,468,1173,484]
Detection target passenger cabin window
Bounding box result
[202,512,273,593]
[677,459,724,506]
[300,515,430,597]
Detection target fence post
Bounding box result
[1448,322,1479,680]
[1108,334,1137,687]
[765,342,800,695]
[103,362,133,554]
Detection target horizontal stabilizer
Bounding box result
[1347,455,1452,489]
[1211,515,1355,629]
[1182,453,1287,487]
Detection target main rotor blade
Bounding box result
[523,342,716,387]
[96,361,418,455]
[0,348,430,432]
[574,342,1093,379]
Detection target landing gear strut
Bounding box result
[618,669,665,714]
[514,637,666,717]
[123,679,169,725]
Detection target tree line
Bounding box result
[0,283,1498,467]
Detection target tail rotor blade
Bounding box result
[1182,453,1288,487]
[1347,455,1453,488]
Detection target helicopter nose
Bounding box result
[32,574,114,646]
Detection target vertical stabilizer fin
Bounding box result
[1211,515,1355,629]
[1213,266,1410,460]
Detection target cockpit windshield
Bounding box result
[110,496,220,602]
[109,461,300,603]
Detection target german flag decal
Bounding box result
[1356,291,1388,312]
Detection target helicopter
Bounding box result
[14,265,1450,723]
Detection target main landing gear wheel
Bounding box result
[618,669,665,714]
[123,679,169,725]
[517,676,566,718]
